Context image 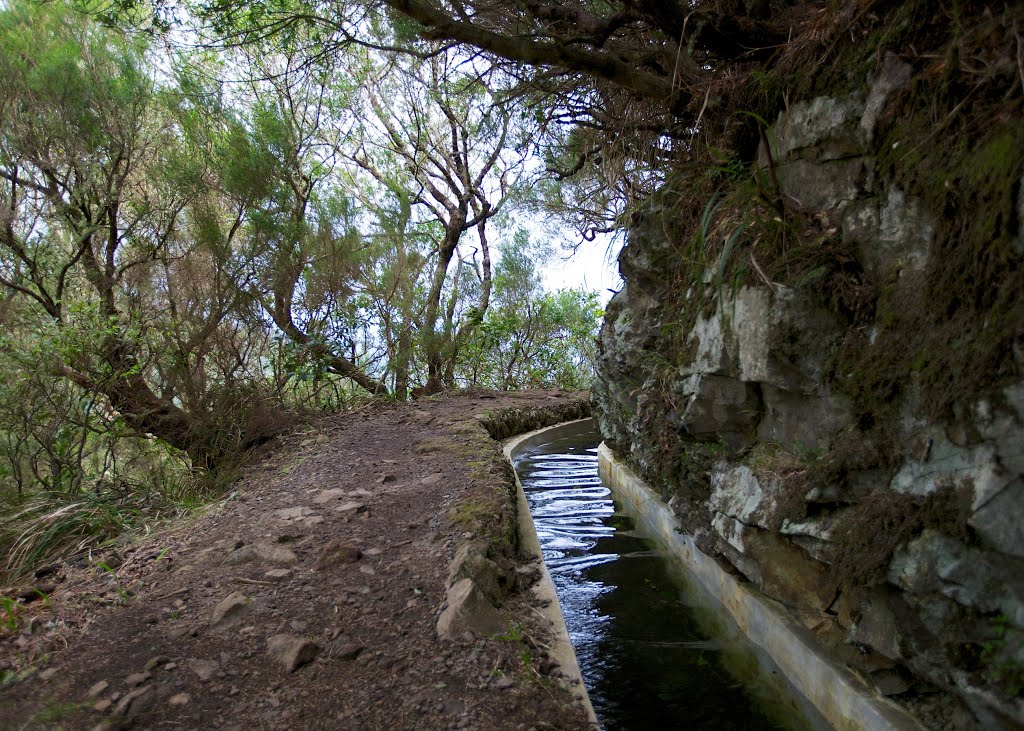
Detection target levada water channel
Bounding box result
[512,421,830,730]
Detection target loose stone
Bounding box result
[266,634,321,672]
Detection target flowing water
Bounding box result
[514,423,829,731]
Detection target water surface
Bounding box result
[515,424,828,731]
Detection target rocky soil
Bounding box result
[0,391,593,730]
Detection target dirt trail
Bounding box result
[0,391,592,730]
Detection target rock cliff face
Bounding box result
[595,53,1024,728]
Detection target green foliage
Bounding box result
[0,0,609,582]
[982,615,1024,697]
[0,470,194,582]
[0,596,20,633]
[456,230,602,390]
[33,701,85,724]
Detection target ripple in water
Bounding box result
[516,426,827,731]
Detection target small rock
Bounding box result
[94,698,113,712]
[334,502,367,515]
[335,643,364,661]
[313,489,346,504]
[38,668,58,681]
[124,671,151,688]
[266,634,321,672]
[110,684,155,723]
[144,656,168,672]
[273,506,315,521]
[359,565,376,576]
[33,564,60,580]
[377,474,397,484]
[188,658,219,682]
[87,680,109,698]
[265,568,292,580]
[225,543,298,567]
[17,584,56,603]
[494,675,514,690]
[289,620,308,632]
[421,473,443,485]
[317,542,362,569]
[871,669,910,696]
[166,626,191,641]
[168,693,190,706]
[210,591,252,631]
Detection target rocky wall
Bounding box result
[594,54,1024,729]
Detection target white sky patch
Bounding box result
[541,233,622,304]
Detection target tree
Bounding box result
[217,49,391,396]
[179,0,788,238]
[348,47,528,393]
[0,2,282,468]
[457,229,600,390]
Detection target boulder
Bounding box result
[679,312,730,376]
[672,374,761,445]
[769,95,865,161]
[890,427,1013,510]
[889,529,1024,629]
[777,157,874,212]
[756,384,851,451]
[970,479,1024,559]
[436,578,506,640]
[447,542,505,600]
[874,188,933,280]
[974,383,1024,476]
[712,514,837,611]
[849,589,906,660]
[860,53,913,141]
[709,464,771,527]
[728,286,843,392]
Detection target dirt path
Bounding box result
[0,391,592,730]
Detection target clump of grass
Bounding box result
[0,476,199,584]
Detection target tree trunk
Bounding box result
[420,217,463,394]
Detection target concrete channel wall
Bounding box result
[598,443,923,731]
[503,419,600,728]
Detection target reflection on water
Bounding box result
[516,426,828,731]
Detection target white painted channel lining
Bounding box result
[598,443,924,731]
[503,419,600,728]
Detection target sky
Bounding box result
[540,233,623,305]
